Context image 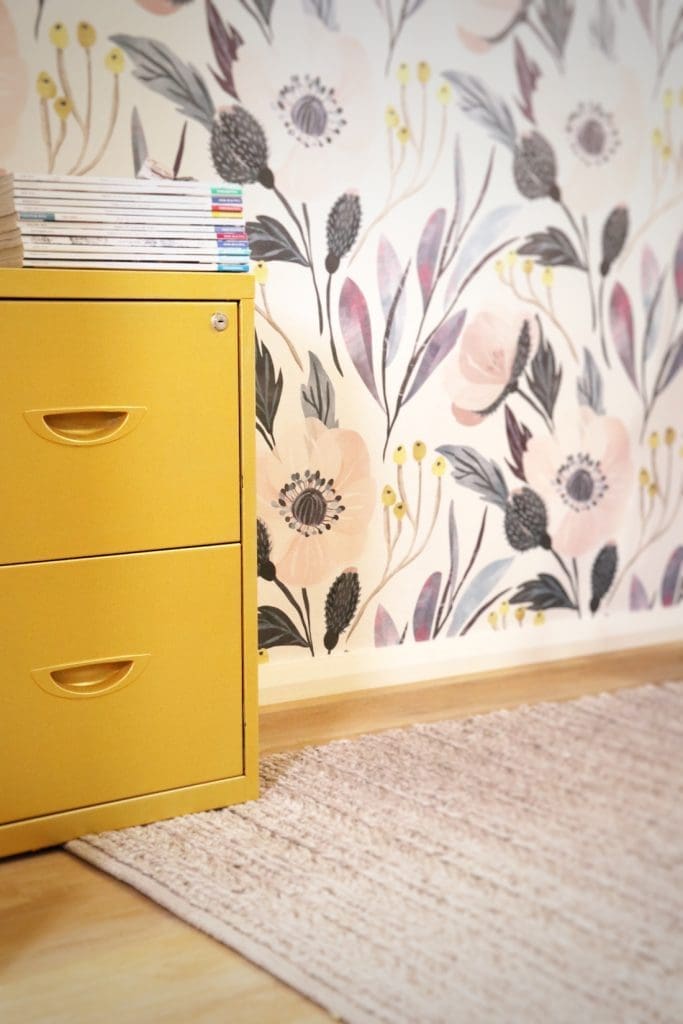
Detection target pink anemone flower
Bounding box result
[258,419,375,587]
[446,310,532,425]
[523,407,632,558]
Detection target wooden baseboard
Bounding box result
[259,641,683,755]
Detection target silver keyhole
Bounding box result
[211,312,228,332]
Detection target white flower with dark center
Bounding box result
[233,10,377,198]
[534,53,644,213]
[523,407,632,558]
[566,102,620,167]
[276,73,346,148]
[258,420,375,586]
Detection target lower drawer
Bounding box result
[0,544,244,824]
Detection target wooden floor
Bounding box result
[2,642,682,1023]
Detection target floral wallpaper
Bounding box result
[4,0,683,667]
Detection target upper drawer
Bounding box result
[0,300,242,565]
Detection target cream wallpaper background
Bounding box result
[3,0,683,673]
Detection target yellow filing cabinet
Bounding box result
[0,269,258,857]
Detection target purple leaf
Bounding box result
[405,309,467,402]
[641,245,660,311]
[514,38,541,124]
[377,235,406,366]
[374,604,400,646]
[413,572,442,642]
[444,204,519,308]
[447,557,514,637]
[417,208,446,311]
[339,277,381,406]
[674,231,683,306]
[206,0,243,100]
[609,282,638,389]
[655,332,683,396]
[661,546,683,606]
[629,575,651,610]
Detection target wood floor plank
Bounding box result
[0,849,331,1024]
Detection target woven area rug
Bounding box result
[68,683,683,1024]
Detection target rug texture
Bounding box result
[68,683,683,1024]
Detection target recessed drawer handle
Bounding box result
[24,407,147,446]
[32,654,151,699]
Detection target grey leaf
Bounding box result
[448,557,514,636]
[537,0,575,58]
[254,0,275,24]
[437,445,509,510]
[441,71,517,150]
[526,329,562,420]
[510,573,576,610]
[110,34,216,131]
[301,351,339,427]
[589,0,616,58]
[255,335,283,438]
[577,348,605,414]
[130,106,148,177]
[247,216,309,265]
[302,0,338,29]
[517,226,584,267]
[258,605,309,649]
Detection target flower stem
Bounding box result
[550,545,580,614]
[325,273,343,375]
[560,199,597,331]
[274,577,313,654]
[78,75,119,175]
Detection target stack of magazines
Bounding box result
[1,170,250,272]
[0,172,23,267]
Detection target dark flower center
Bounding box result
[291,95,327,137]
[273,469,345,537]
[555,453,608,512]
[577,119,605,156]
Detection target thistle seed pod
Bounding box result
[590,543,618,613]
[257,518,276,581]
[513,132,560,202]
[325,192,362,273]
[210,105,272,186]
[600,206,628,277]
[504,488,551,551]
[324,570,361,653]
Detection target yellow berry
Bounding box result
[36,72,56,100]
[394,501,406,520]
[77,21,96,47]
[662,144,672,161]
[432,456,446,477]
[665,426,676,446]
[533,611,545,626]
[648,482,659,498]
[105,47,125,74]
[53,96,73,120]
[639,467,650,487]
[49,22,69,48]
[253,260,268,284]
[393,445,407,466]
[522,258,534,275]
[487,611,498,630]
[542,266,554,288]
[649,431,660,449]
[382,485,397,507]
[396,125,410,144]
[385,105,399,128]
[506,250,517,266]
[257,648,270,664]
[500,601,510,616]
[515,607,526,624]
[413,441,426,462]
[417,61,431,84]
[495,259,504,277]
[663,88,674,110]
[437,82,451,105]
[397,62,410,85]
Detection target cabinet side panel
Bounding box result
[239,297,259,794]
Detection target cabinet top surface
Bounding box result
[0,268,254,301]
